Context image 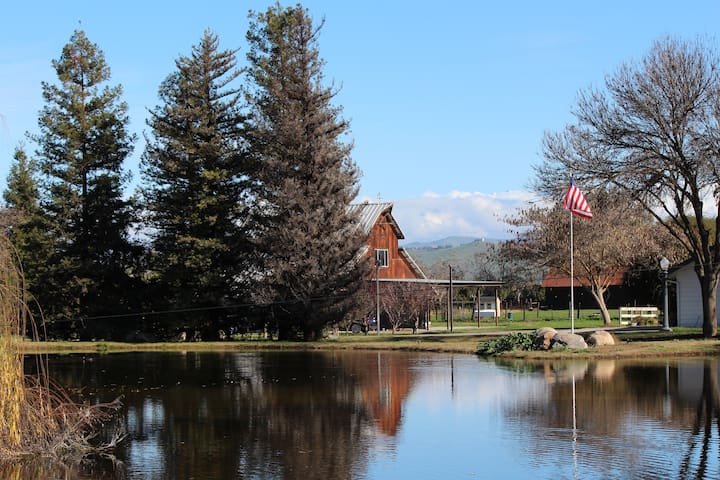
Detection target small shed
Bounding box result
[670,262,717,328]
[475,295,501,317]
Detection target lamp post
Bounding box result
[660,256,671,331]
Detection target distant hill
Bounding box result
[403,236,480,249]
[405,238,499,279]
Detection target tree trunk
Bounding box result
[699,273,719,338]
[277,325,290,341]
[303,328,318,342]
[590,285,612,326]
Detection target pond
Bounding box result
[9,351,720,479]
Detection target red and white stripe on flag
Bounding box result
[563,181,593,219]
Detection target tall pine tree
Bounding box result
[32,30,138,338]
[3,146,54,309]
[142,30,254,338]
[246,5,368,340]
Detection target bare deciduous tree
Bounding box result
[340,283,375,334]
[536,37,720,337]
[503,191,674,325]
[380,282,434,334]
[474,246,544,308]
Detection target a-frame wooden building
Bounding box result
[349,202,425,280]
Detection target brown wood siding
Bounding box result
[367,212,420,279]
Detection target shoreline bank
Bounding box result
[14,329,720,359]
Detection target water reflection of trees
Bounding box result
[497,358,720,479]
[678,361,720,479]
[33,351,416,479]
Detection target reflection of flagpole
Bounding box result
[572,374,578,479]
[570,210,575,334]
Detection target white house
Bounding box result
[670,262,719,328]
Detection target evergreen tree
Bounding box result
[142,30,254,338]
[2,146,54,307]
[246,5,368,340]
[31,30,138,338]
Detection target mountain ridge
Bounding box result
[403,236,498,250]
[405,238,499,279]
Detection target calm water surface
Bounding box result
[11,351,720,479]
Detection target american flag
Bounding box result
[563,180,592,219]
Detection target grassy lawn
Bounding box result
[15,333,486,355]
[439,307,658,325]
[436,318,609,332]
[13,320,719,358]
[9,306,713,359]
[432,306,669,332]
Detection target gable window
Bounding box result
[375,249,389,268]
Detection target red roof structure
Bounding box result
[541,270,626,288]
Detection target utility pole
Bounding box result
[449,265,453,333]
[375,258,381,334]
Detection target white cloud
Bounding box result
[359,190,541,243]
[358,187,716,245]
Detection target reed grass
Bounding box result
[0,234,122,463]
[0,233,32,456]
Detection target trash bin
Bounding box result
[507,312,513,320]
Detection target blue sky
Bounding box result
[2,1,719,241]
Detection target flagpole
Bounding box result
[569,208,575,334]
[564,178,591,336]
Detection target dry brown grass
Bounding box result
[0,234,122,463]
[0,234,33,457]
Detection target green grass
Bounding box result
[16,325,717,359]
[14,304,707,359]
[433,307,663,329]
[441,318,604,331]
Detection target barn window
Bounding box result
[375,249,389,268]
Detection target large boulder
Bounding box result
[587,330,615,347]
[534,327,558,350]
[551,332,588,350]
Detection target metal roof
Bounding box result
[348,202,404,239]
[398,247,427,279]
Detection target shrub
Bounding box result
[476,332,536,356]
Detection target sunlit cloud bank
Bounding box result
[360,190,541,243]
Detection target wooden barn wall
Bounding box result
[367,212,418,279]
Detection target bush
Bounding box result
[476,332,536,356]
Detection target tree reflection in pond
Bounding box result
[497,358,720,479]
[679,361,720,479]
[28,351,416,479]
[15,352,720,479]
